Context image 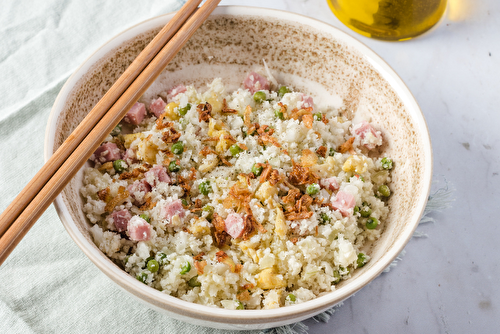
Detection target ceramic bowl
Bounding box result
[45,6,432,330]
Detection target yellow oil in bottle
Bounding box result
[327,0,448,41]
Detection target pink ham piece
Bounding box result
[161,199,186,221]
[92,142,121,163]
[299,93,314,109]
[167,85,187,99]
[352,121,383,150]
[330,191,356,217]
[123,148,137,165]
[144,165,171,187]
[127,179,151,204]
[320,177,339,191]
[243,72,270,94]
[124,102,147,125]
[224,213,245,239]
[127,216,151,241]
[111,209,132,232]
[149,97,167,118]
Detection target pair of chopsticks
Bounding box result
[0,0,221,265]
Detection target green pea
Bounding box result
[202,205,214,220]
[113,159,127,173]
[147,259,159,273]
[180,261,191,275]
[278,86,291,97]
[332,270,341,284]
[274,110,284,120]
[199,181,212,196]
[111,124,122,136]
[236,301,245,310]
[178,103,191,116]
[136,272,148,284]
[354,206,360,215]
[181,199,188,207]
[229,144,243,157]
[360,206,371,218]
[306,183,320,196]
[366,217,379,229]
[139,214,151,223]
[253,91,267,103]
[378,185,391,197]
[251,164,263,176]
[171,141,184,155]
[319,213,330,225]
[287,294,296,302]
[188,276,201,287]
[357,253,367,268]
[329,148,336,156]
[168,160,181,172]
[313,113,322,121]
[157,252,169,266]
[381,157,393,170]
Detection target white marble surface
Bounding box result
[216,0,499,332]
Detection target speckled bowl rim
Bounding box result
[45,6,432,328]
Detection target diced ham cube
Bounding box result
[127,216,151,241]
[92,142,121,163]
[243,72,270,94]
[149,97,167,118]
[124,102,147,125]
[161,199,186,221]
[331,191,356,217]
[352,121,383,150]
[167,85,187,100]
[144,165,171,187]
[127,179,151,204]
[111,209,132,232]
[224,213,245,239]
[299,93,314,109]
[123,148,137,165]
[320,177,339,191]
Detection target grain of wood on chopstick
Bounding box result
[0,0,221,265]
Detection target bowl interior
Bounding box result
[46,6,431,329]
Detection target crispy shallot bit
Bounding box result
[97,187,111,202]
[97,161,113,171]
[161,127,181,144]
[243,105,252,129]
[215,251,242,273]
[268,169,281,186]
[285,211,314,221]
[200,146,217,156]
[259,163,272,183]
[316,146,327,158]
[156,114,174,130]
[338,137,355,154]
[258,134,281,148]
[289,107,313,120]
[277,102,288,119]
[177,175,191,194]
[104,186,130,213]
[244,205,266,235]
[300,149,318,167]
[221,99,238,114]
[322,114,329,124]
[118,166,149,180]
[212,213,230,247]
[281,188,302,206]
[139,194,156,211]
[302,113,313,129]
[237,143,248,151]
[288,160,319,186]
[193,252,205,261]
[197,102,212,122]
[237,290,251,301]
[290,237,299,244]
[194,260,207,275]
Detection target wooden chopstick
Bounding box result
[0,0,221,265]
[0,0,202,239]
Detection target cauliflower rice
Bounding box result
[81,72,393,310]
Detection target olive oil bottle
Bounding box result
[327,0,447,41]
